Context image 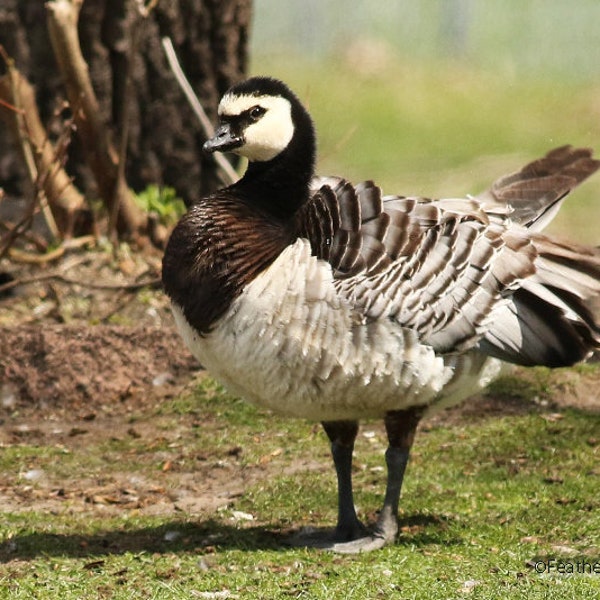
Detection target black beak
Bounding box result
[203,122,243,154]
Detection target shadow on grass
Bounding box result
[0,513,458,562]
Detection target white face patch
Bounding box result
[218,93,294,162]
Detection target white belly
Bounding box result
[171,239,501,421]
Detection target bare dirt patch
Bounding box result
[0,324,197,413]
[0,322,272,520]
[0,246,196,410]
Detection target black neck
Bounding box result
[232,109,316,221]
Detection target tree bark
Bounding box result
[0,0,252,215]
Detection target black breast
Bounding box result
[162,193,292,334]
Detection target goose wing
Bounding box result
[298,146,600,366]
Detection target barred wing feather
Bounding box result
[300,146,600,368]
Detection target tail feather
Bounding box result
[477,145,600,231]
[482,237,600,367]
[477,146,600,367]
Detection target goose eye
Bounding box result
[249,105,266,121]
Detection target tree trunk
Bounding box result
[0,0,251,211]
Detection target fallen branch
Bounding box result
[8,246,66,264]
[46,0,150,244]
[6,236,96,264]
[0,53,86,240]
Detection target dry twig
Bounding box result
[0,218,49,253]
[0,195,39,260]
[0,270,161,296]
[161,37,239,186]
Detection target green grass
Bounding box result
[1,373,599,599]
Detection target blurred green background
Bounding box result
[250,0,600,243]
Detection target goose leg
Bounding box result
[372,408,423,541]
[321,420,365,541]
[288,420,364,548]
[332,407,423,554]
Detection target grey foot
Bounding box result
[288,520,396,554]
[330,518,397,553]
[287,520,369,550]
[330,532,389,554]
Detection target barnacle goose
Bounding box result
[162,76,600,553]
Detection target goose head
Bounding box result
[204,77,316,172]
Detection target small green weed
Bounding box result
[134,185,186,226]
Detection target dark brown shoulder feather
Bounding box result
[162,194,291,334]
[297,178,398,277]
